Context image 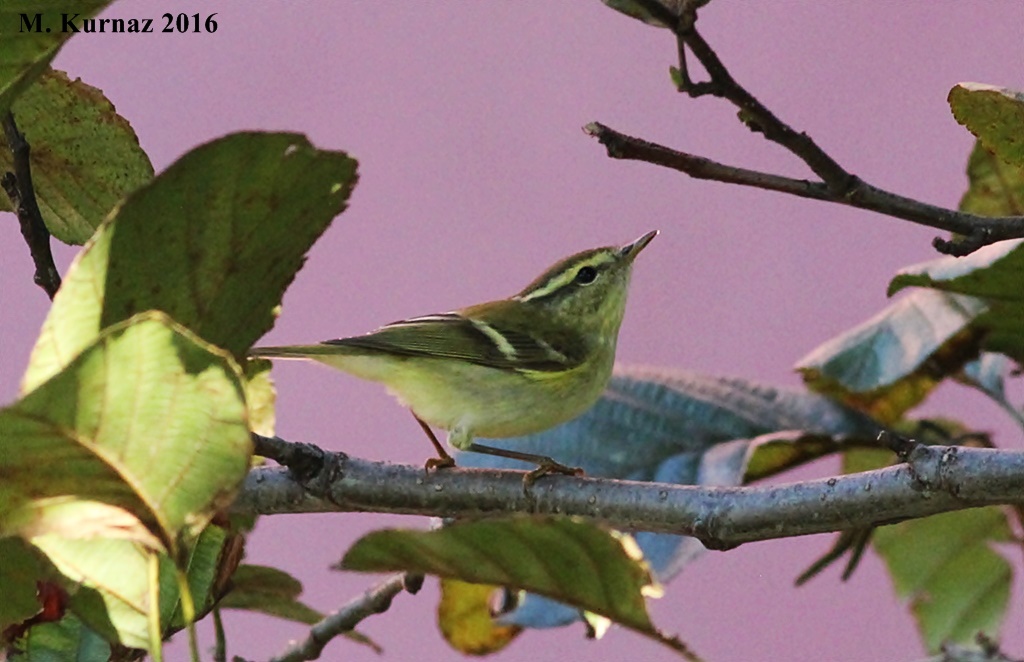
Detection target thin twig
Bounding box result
[584,122,1024,254]
[234,439,1024,550]
[268,574,410,662]
[2,112,61,298]
[595,2,1024,256]
[212,607,227,662]
[675,23,855,193]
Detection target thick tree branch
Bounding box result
[237,441,1024,550]
[584,122,1024,252]
[2,113,61,298]
[594,1,1024,256]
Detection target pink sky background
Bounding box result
[2,3,1022,660]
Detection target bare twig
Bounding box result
[584,122,1024,255]
[2,112,61,298]
[675,23,856,192]
[234,441,1024,550]
[268,574,412,662]
[590,2,1024,256]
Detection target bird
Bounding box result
[251,230,657,480]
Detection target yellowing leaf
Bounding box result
[438,579,521,655]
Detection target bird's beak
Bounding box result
[619,230,658,261]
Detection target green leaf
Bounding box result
[0,2,113,115]
[38,537,153,650]
[601,0,675,28]
[22,131,358,393]
[2,313,250,650]
[742,431,863,483]
[841,447,893,474]
[600,0,710,28]
[958,140,1024,217]
[0,538,47,632]
[18,612,111,662]
[161,524,230,628]
[1,312,250,547]
[219,564,323,625]
[888,239,1023,299]
[949,83,1024,167]
[0,69,154,245]
[36,527,232,652]
[341,517,685,650]
[873,508,1013,652]
[795,290,986,421]
[888,240,1024,362]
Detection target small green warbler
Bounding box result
[252,230,656,477]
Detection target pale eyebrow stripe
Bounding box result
[517,271,574,302]
[517,253,616,303]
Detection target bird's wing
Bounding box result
[324,308,585,372]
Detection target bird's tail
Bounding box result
[250,344,352,360]
[250,342,393,382]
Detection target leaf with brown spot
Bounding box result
[949,83,1024,167]
[0,69,153,244]
[0,2,114,115]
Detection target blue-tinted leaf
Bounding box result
[796,290,987,421]
[18,612,111,662]
[456,365,880,630]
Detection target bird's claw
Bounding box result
[523,458,584,488]
[424,455,457,472]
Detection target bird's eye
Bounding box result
[574,266,598,285]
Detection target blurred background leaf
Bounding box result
[454,365,881,632]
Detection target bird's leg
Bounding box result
[466,442,583,486]
[413,414,457,470]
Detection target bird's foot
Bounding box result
[524,458,584,488]
[424,454,457,472]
